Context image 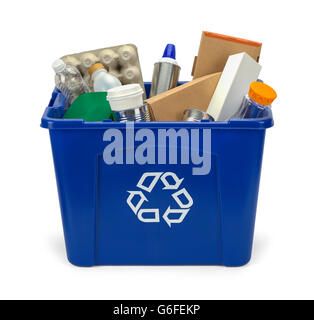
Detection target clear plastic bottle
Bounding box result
[52,59,90,109]
[88,63,121,92]
[237,81,277,119]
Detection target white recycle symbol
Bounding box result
[126,172,194,228]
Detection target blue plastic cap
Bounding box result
[162,44,176,59]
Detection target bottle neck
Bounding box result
[158,57,179,66]
[92,68,107,80]
[247,95,270,107]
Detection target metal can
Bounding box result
[112,103,151,122]
[183,109,214,122]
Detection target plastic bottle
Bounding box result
[52,59,90,109]
[237,81,277,119]
[149,44,181,97]
[88,63,122,92]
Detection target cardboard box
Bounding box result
[207,53,261,121]
[192,31,262,79]
[146,72,221,122]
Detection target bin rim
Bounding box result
[41,86,274,130]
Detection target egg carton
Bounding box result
[61,44,146,98]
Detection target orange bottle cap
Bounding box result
[88,63,105,76]
[248,81,277,106]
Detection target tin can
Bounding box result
[183,109,214,122]
[112,104,151,122]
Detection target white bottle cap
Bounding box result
[107,84,144,111]
[52,59,66,73]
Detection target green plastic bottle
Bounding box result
[63,92,112,122]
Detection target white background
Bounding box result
[0,0,313,300]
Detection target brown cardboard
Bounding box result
[192,31,262,79]
[191,56,198,77]
[146,72,221,122]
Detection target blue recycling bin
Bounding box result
[41,82,273,267]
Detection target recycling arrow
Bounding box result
[161,172,184,190]
[137,209,160,223]
[126,191,148,214]
[172,188,194,209]
[126,172,194,227]
[162,206,190,228]
[137,172,163,192]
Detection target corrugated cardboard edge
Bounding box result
[192,31,262,79]
[191,56,198,76]
[146,72,222,122]
[203,31,262,47]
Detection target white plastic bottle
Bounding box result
[88,63,122,92]
[52,59,90,109]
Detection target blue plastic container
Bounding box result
[41,82,273,267]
